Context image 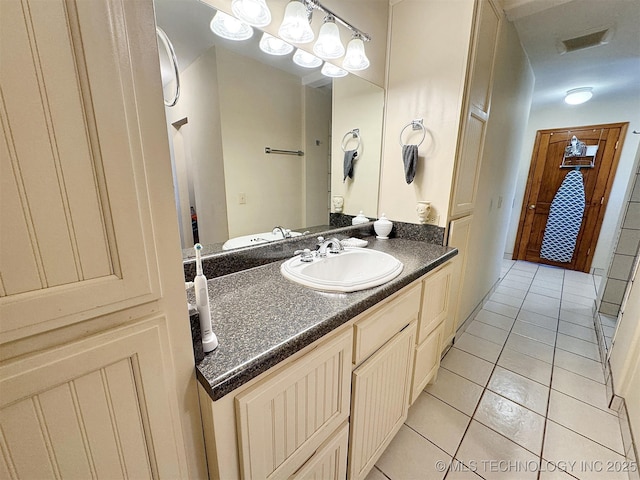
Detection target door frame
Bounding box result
[514,122,628,272]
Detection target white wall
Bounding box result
[457,18,535,321]
[378,0,476,227]
[331,74,385,218]
[505,94,640,273]
[164,47,229,245]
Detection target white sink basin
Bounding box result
[280,248,403,292]
[222,231,302,250]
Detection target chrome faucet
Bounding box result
[317,237,344,257]
[272,226,291,238]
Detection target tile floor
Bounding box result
[367,260,637,480]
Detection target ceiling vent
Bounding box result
[558,27,613,54]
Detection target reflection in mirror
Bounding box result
[154,0,384,251]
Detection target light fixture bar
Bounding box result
[304,0,371,42]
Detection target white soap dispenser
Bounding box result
[194,243,218,352]
[374,214,393,239]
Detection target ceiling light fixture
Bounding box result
[231,0,271,27]
[321,62,348,78]
[313,15,345,59]
[342,33,370,71]
[293,48,322,68]
[564,87,593,105]
[259,32,294,56]
[278,0,315,44]
[210,11,253,41]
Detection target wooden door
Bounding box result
[514,123,627,272]
[0,0,205,477]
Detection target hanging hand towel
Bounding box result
[343,149,357,182]
[540,169,586,263]
[402,144,418,184]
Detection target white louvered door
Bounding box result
[0,0,205,477]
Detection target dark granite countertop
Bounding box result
[193,237,457,401]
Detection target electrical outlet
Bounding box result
[238,192,246,204]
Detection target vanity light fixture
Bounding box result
[259,32,294,56]
[210,11,253,41]
[313,15,345,59]
[293,48,322,68]
[342,33,370,71]
[321,62,348,78]
[564,87,593,105]
[278,0,315,44]
[231,0,271,27]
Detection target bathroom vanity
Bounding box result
[193,236,456,479]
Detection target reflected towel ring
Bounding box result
[341,129,361,152]
[399,119,426,147]
[156,27,180,107]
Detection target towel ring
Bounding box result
[399,119,426,147]
[156,27,180,107]
[341,129,361,152]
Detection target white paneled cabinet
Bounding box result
[200,266,453,480]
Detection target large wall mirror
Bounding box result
[153,0,384,250]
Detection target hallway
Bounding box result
[367,260,635,480]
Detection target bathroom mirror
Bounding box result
[153,0,384,251]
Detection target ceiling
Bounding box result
[505,0,640,107]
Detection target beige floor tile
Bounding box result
[475,309,515,331]
[560,300,594,319]
[512,320,557,346]
[528,285,562,299]
[526,292,561,309]
[517,310,559,331]
[556,333,600,362]
[497,347,553,385]
[559,310,594,328]
[551,366,611,412]
[495,285,527,299]
[465,321,509,346]
[562,283,597,299]
[456,420,539,480]
[543,420,627,480]
[532,278,563,290]
[488,366,549,415]
[445,462,485,479]
[475,390,545,455]
[425,368,484,416]
[500,278,532,292]
[562,292,595,307]
[406,393,471,455]
[512,262,538,272]
[454,332,503,363]
[505,333,554,364]
[441,348,494,387]
[521,298,560,320]
[539,462,580,480]
[547,390,624,455]
[558,321,597,343]
[484,300,520,319]
[553,349,604,384]
[490,292,524,308]
[376,425,450,480]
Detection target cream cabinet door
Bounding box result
[348,323,416,480]
[410,322,444,404]
[290,422,349,480]
[0,0,203,477]
[418,263,452,343]
[236,329,352,480]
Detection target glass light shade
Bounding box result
[293,49,322,68]
[321,62,348,78]
[564,87,593,105]
[313,18,345,59]
[210,11,253,41]
[259,32,294,56]
[231,0,271,27]
[342,36,370,71]
[278,0,314,44]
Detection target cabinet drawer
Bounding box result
[353,283,421,365]
[290,422,348,480]
[349,322,416,480]
[418,263,452,344]
[410,321,444,405]
[235,329,353,480]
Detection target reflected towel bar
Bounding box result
[265,147,304,156]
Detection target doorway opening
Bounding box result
[513,122,628,272]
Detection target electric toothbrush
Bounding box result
[194,243,218,352]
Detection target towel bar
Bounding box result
[341,129,361,152]
[399,119,426,147]
[265,147,304,156]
